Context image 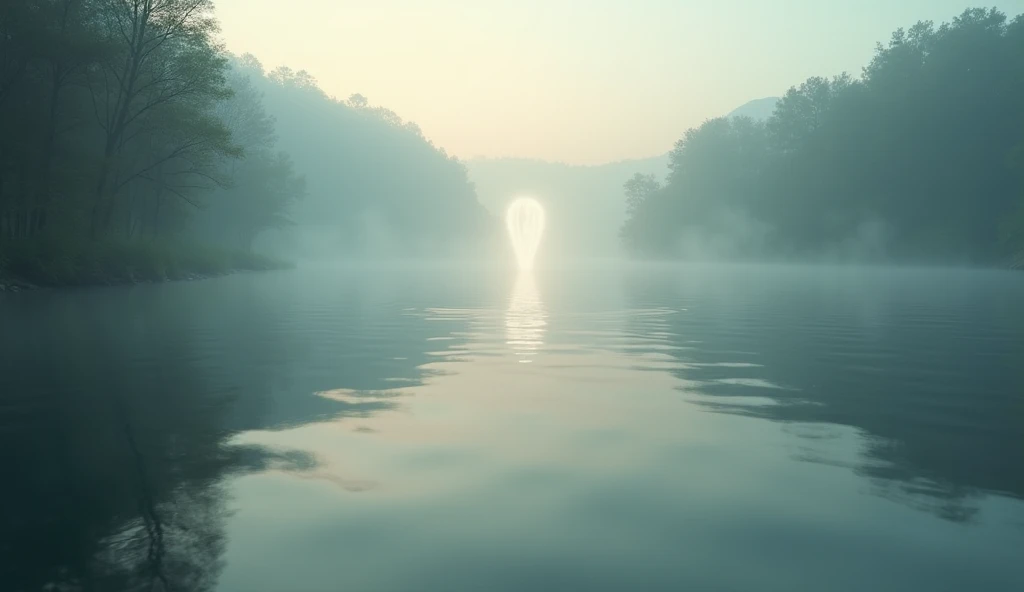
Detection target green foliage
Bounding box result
[622,8,1024,265]
[243,57,491,257]
[1,2,488,272]
[623,173,661,218]
[0,1,306,280]
[0,0,253,242]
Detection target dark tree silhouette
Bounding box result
[0,2,491,285]
[622,8,1024,266]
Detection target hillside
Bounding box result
[465,98,778,260]
[236,57,494,259]
[727,97,780,121]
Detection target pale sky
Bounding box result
[215,0,1024,165]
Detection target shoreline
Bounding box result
[0,268,261,293]
[0,238,292,293]
[4,256,1019,294]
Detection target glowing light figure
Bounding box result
[505,197,545,272]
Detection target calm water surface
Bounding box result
[2,263,1024,591]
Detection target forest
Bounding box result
[621,8,1024,267]
[5,3,1024,285]
[0,0,489,286]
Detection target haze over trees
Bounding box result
[463,95,776,261]
[0,0,489,285]
[3,2,1024,278]
[239,57,492,259]
[621,8,1024,266]
[468,156,668,260]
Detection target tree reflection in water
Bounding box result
[623,266,1024,524]
[0,281,406,592]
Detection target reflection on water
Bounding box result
[505,272,546,361]
[0,284,298,592]
[622,266,1024,524]
[1,264,1023,591]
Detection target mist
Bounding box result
[3,4,1024,592]
[620,11,1024,269]
[466,156,667,263]
[4,4,1022,275]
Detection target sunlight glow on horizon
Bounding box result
[213,0,1024,164]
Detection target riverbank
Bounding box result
[0,239,291,291]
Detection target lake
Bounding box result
[2,262,1023,591]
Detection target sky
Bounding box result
[214,0,1024,165]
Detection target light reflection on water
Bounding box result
[1,263,1023,591]
[505,272,546,362]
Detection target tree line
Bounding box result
[1,1,490,284]
[621,8,1024,266]
[238,58,492,259]
[0,0,304,251]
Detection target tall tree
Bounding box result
[87,0,230,236]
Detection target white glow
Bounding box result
[506,273,546,362]
[506,197,545,271]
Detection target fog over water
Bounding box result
[2,2,1024,591]
[3,263,1024,590]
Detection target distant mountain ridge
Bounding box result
[727,97,779,121]
[464,97,779,259]
[466,155,668,259]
